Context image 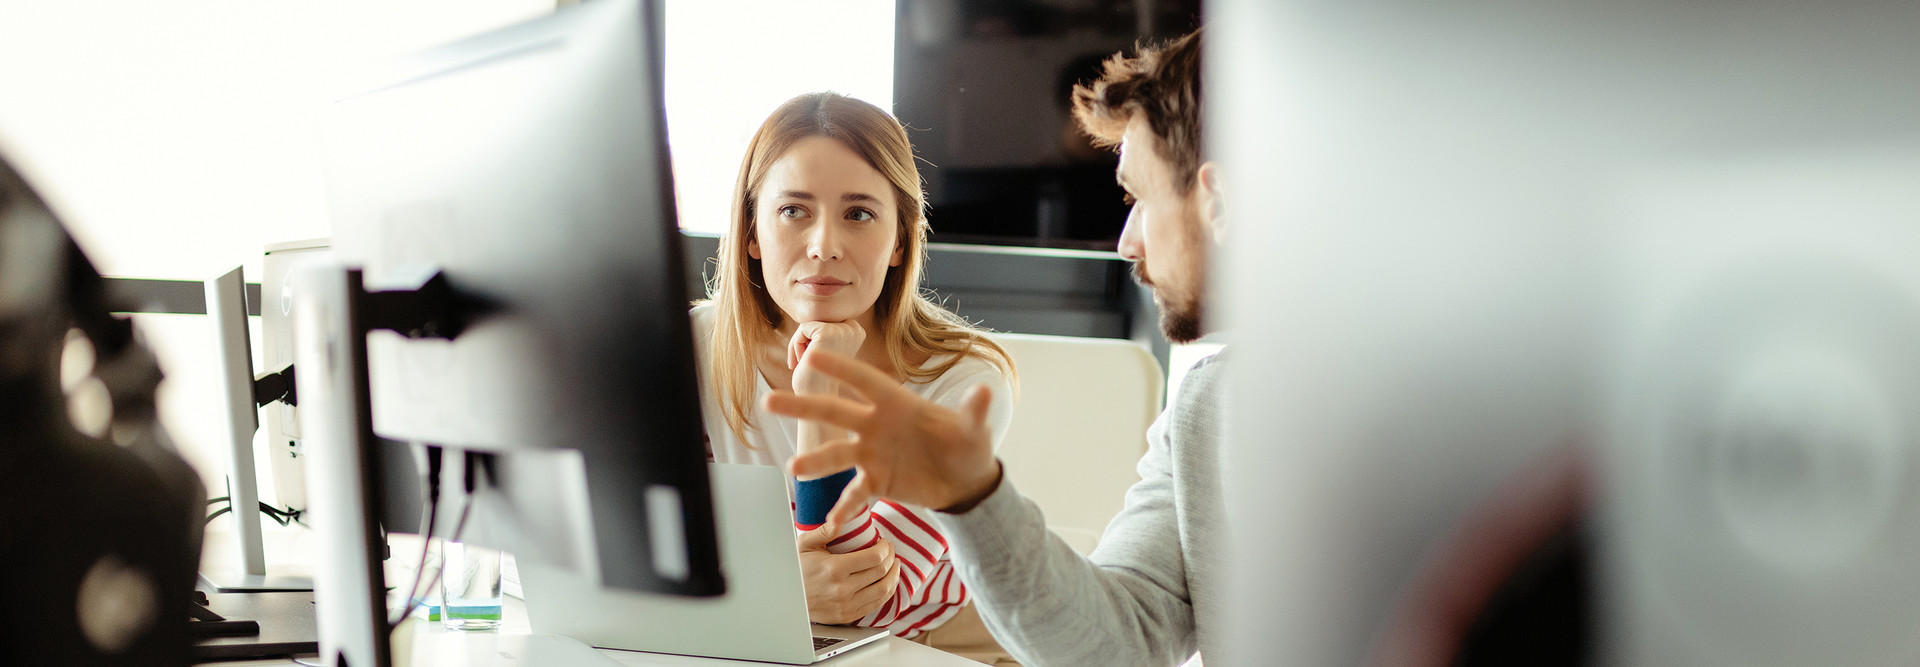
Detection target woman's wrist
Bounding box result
[793,374,838,396]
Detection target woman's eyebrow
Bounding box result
[777,190,815,200]
[840,192,879,203]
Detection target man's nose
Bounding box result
[1116,204,1144,262]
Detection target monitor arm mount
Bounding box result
[246,269,485,412]
[252,365,297,408]
[360,270,491,342]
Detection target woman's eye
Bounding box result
[846,208,875,222]
[779,205,806,219]
[1121,192,1137,206]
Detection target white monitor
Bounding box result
[201,265,312,593]
[260,237,332,512]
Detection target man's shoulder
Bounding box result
[1180,347,1229,390]
[1187,347,1228,372]
[1166,347,1230,424]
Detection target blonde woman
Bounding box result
[690,92,1019,665]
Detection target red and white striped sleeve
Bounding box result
[791,358,1010,637]
[808,498,969,638]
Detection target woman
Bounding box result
[691,92,1020,665]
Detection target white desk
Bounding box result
[598,639,968,666]
[209,592,979,667]
[201,528,978,666]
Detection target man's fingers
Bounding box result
[788,440,861,480]
[794,350,906,404]
[765,391,869,432]
[962,383,993,427]
[829,473,878,529]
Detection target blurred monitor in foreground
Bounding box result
[1216,1,1920,665]
[302,0,722,664]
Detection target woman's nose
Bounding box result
[807,224,841,261]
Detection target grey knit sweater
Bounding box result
[934,352,1230,667]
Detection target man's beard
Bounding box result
[1132,260,1205,344]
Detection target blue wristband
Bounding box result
[792,469,856,529]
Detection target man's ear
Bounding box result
[1196,161,1228,243]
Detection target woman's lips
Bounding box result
[797,276,850,296]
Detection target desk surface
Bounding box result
[200,525,980,666]
[206,593,979,667]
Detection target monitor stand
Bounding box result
[190,589,322,662]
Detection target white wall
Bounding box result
[663,0,894,234]
[0,0,557,516]
[0,0,893,564]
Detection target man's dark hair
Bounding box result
[1070,29,1204,193]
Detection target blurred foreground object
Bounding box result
[0,154,204,665]
[1215,1,1920,665]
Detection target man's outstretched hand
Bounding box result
[764,350,1002,527]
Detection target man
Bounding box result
[768,29,1228,667]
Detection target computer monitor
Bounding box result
[260,238,335,513]
[298,0,723,664]
[1216,0,1920,664]
[201,265,313,593]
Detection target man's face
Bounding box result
[1115,115,1208,343]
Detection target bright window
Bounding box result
[663,0,896,234]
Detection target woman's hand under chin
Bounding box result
[788,320,868,394]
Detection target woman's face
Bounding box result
[749,135,903,330]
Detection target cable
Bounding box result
[291,655,325,667]
[388,445,445,632]
[258,503,305,527]
[452,450,484,541]
[385,493,477,634]
[203,497,305,527]
[383,449,486,634]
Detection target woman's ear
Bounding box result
[889,231,905,267]
[1197,161,1228,244]
[747,237,762,260]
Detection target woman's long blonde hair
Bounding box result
[699,92,1014,448]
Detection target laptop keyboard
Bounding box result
[812,636,846,651]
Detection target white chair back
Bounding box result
[989,333,1164,554]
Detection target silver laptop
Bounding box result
[521,463,889,663]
